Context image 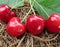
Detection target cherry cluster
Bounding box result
[0,4,60,37]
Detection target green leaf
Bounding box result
[33,0,60,19]
[0,0,24,8]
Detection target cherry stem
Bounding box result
[21,0,35,22]
[30,0,36,15]
[34,0,49,18]
[11,0,24,9]
[21,8,31,22]
[21,0,36,22]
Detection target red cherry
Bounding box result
[26,14,45,35]
[1,4,10,10]
[46,13,60,33]
[3,10,17,23]
[6,17,26,37]
[0,4,16,23]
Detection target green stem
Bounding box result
[11,0,24,9]
[21,8,31,22]
[34,0,49,17]
[30,0,36,15]
[21,0,36,22]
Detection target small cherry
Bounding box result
[6,17,26,37]
[46,13,60,33]
[0,4,16,23]
[1,4,10,10]
[2,10,17,23]
[26,14,45,35]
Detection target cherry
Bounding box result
[6,17,26,37]
[2,10,16,23]
[46,13,60,33]
[26,14,45,35]
[1,4,10,10]
[0,4,16,23]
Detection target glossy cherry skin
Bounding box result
[6,17,26,37]
[46,13,60,33]
[2,10,17,23]
[26,14,45,35]
[0,4,16,23]
[1,4,10,10]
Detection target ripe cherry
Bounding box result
[46,13,60,33]
[1,4,10,10]
[6,17,26,37]
[0,4,16,23]
[3,10,16,23]
[26,14,45,35]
